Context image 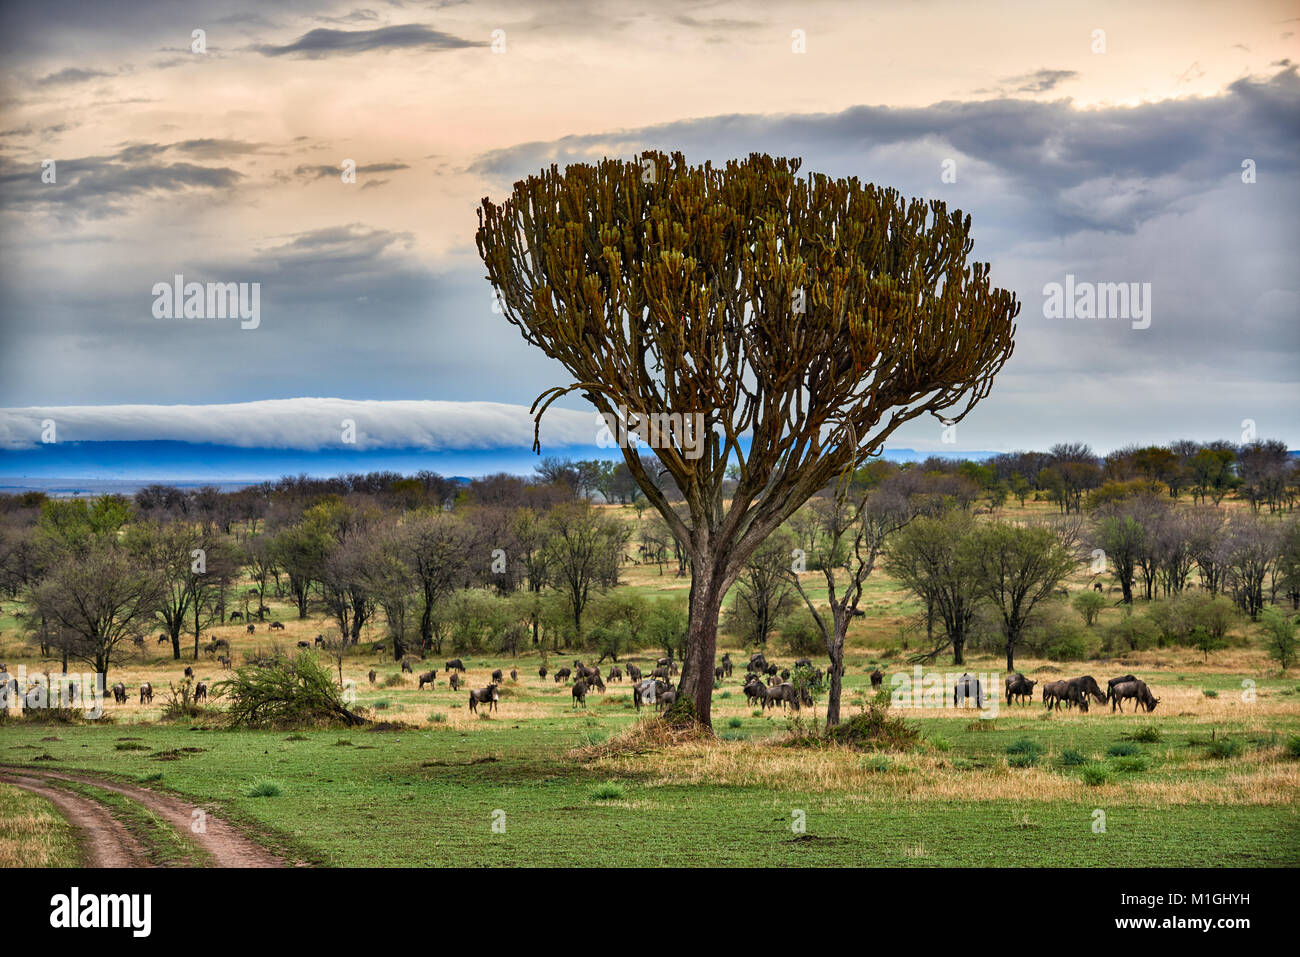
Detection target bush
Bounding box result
[1202,689,1219,698]
[1105,614,1159,653]
[775,609,825,657]
[428,712,447,724]
[1058,747,1088,767]
[1125,725,1162,743]
[215,653,367,729]
[860,755,892,773]
[1109,755,1150,773]
[1106,742,1141,757]
[727,717,743,729]
[822,704,921,752]
[1205,737,1243,759]
[1072,590,1108,627]
[1285,734,1300,759]
[589,782,625,800]
[927,735,952,753]
[247,780,282,797]
[1005,738,1043,757]
[1007,752,1038,768]
[1080,763,1112,786]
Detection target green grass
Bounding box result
[0,782,81,867]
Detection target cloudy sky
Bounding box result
[0,0,1297,474]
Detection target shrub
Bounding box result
[428,712,447,724]
[381,672,405,688]
[215,653,367,729]
[727,717,743,729]
[927,735,952,753]
[1007,752,1038,768]
[1110,755,1150,773]
[247,780,282,797]
[1072,589,1108,627]
[1202,689,1219,698]
[1106,742,1141,757]
[1080,763,1112,786]
[590,782,624,800]
[822,704,921,752]
[1006,737,1043,757]
[860,754,892,773]
[1205,737,1243,759]
[1125,725,1162,743]
[1058,747,1088,767]
[1285,734,1300,759]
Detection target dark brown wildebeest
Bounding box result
[446,658,465,673]
[183,666,193,679]
[157,634,169,645]
[608,667,622,682]
[1093,582,1104,592]
[554,667,571,683]
[764,663,778,677]
[112,682,127,704]
[1005,673,1036,706]
[510,669,518,682]
[870,668,884,690]
[297,640,311,649]
[270,621,285,630]
[713,665,726,682]
[763,683,797,711]
[257,605,271,616]
[588,670,605,692]
[449,672,461,691]
[1042,680,1071,711]
[626,663,642,682]
[1110,679,1159,712]
[468,685,499,713]
[418,670,437,690]
[491,669,504,684]
[953,673,984,709]
[743,676,766,706]
[577,665,600,685]
[230,611,242,621]
[368,669,376,685]
[651,666,670,681]
[246,624,255,634]
[720,653,733,677]
[780,669,791,681]
[538,665,548,679]
[194,682,208,702]
[131,635,145,648]
[139,682,154,705]
[1067,675,1107,711]
[213,638,230,651]
[1107,674,1138,701]
[657,686,678,711]
[314,635,324,647]
[571,679,588,709]
[218,655,232,670]
[401,659,415,674]
[794,657,812,669]
[748,653,769,673]
[632,678,669,712]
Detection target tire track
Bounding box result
[0,771,150,868]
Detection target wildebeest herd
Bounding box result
[1000,672,1159,713]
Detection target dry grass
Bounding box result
[570,715,713,762]
[0,782,80,867]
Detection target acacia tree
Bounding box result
[476,151,1019,726]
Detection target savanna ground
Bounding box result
[2,498,1298,867]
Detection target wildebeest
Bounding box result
[554,667,572,683]
[368,669,376,685]
[194,682,208,702]
[446,658,466,673]
[510,669,518,682]
[468,685,499,713]
[230,611,242,620]
[218,655,232,670]
[748,653,769,673]
[112,682,127,704]
[1109,679,1159,712]
[246,624,255,634]
[1067,675,1107,711]
[780,669,790,681]
[297,640,311,649]
[632,677,670,711]
[720,653,733,677]
[656,686,678,711]
[626,663,642,682]
[449,673,461,691]
[953,673,984,709]
[608,667,622,682]
[157,634,169,645]
[131,635,145,648]
[314,635,324,647]
[1093,582,1104,592]
[714,666,725,682]
[538,665,548,679]
[1107,674,1138,699]
[418,670,437,690]
[139,682,154,705]
[183,666,193,679]
[794,657,812,669]
[763,682,798,711]
[1042,680,1073,711]
[743,676,766,706]
[270,621,285,630]
[571,679,588,708]
[588,670,606,692]
[491,669,504,684]
[870,668,884,690]
[1004,673,1036,706]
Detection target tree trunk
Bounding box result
[1006,640,1015,673]
[825,636,845,726]
[678,565,726,728]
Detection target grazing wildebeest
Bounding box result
[743,676,766,706]
[418,670,437,690]
[870,668,884,690]
[258,605,271,616]
[468,685,499,713]
[1093,582,1104,592]
[112,683,127,704]
[1110,679,1159,712]
[588,670,605,692]
[953,673,984,709]
[139,682,154,705]
[794,657,812,669]
[449,673,461,691]
[632,678,669,712]
[491,669,504,684]
[218,655,232,670]
[538,665,548,679]
[270,621,285,630]
[446,659,465,673]
[297,640,311,649]
[230,611,242,620]
[314,635,324,647]
[131,635,145,648]
[1005,673,1036,706]
[183,666,193,679]
[554,667,572,683]
[246,624,255,634]
[368,669,377,685]
[1107,674,1138,700]
[157,634,169,645]
[213,638,230,651]
[571,679,588,708]
[763,682,798,710]
[1042,680,1071,711]
[720,653,733,677]
[651,666,670,681]
[1067,675,1107,710]
[194,682,208,702]
[608,667,622,682]
[401,659,414,673]
[626,663,642,682]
